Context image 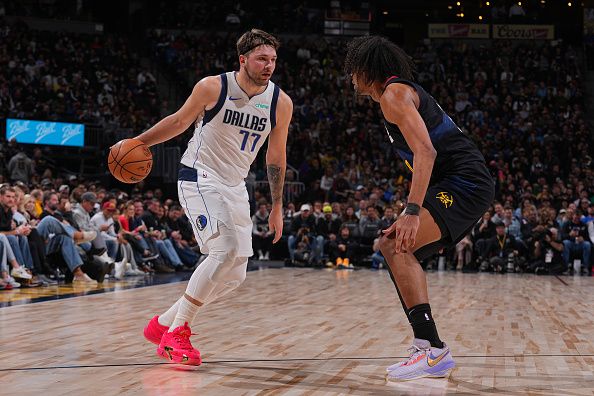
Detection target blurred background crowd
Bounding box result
[0,0,592,289]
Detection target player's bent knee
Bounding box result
[379,236,395,255]
[208,254,247,283]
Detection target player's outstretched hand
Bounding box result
[269,207,283,244]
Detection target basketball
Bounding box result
[108,139,153,183]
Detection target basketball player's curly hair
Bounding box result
[236,29,280,56]
[344,36,415,86]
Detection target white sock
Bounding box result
[158,297,183,327]
[169,295,201,331]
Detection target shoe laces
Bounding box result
[172,323,197,349]
[403,344,428,366]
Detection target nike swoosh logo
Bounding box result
[229,96,242,100]
[427,350,449,367]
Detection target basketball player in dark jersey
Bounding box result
[345,36,495,380]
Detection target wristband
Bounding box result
[404,202,420,216]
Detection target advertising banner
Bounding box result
[6,119,85,147]
[492,24,554,40]
[428,24,489,38]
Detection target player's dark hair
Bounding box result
[344,36,415,86]
[236,29,280,56]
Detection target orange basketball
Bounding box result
[108,139,153,183]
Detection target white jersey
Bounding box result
[181,71,280,186]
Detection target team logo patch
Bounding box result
[436,192,454,208]
[196,215,208,231]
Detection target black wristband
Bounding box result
[404,202,421,216]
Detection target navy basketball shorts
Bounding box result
[415,163,495,261]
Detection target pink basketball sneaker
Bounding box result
[143,315,168,345]
[157,322,202,366]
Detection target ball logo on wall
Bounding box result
[6,119,85,147]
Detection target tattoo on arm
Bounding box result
[267,165,284,205]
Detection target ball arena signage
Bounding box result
[492,24,554,40]
[6,118,85,147]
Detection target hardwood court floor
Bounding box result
[1,268,594,395]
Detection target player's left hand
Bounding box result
[268,206,283,244]
[394,214,420,254]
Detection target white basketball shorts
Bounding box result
[178,165,253,257]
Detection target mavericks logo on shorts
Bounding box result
[436,192,453,208]
[196,215,208,231]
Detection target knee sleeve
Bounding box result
[207,222,239,282]
[185,222,244,303]
[225,257,248,285]
[204,257,248,304]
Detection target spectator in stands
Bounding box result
[521,204,545,260]
[356,199,368,220]
[252,203,274,261]
[111,207,145,276]
[90,201,124,279]
[165,205,199,267]
[20,190,97,283]
[141,199,183,270]
[118,201,156,273]
[23,195,37,221]
[579,199,592,222]
[532,228,565,274]
[72,191,119,270]
[481,221,518,273]
[0,233,26,288]
[561,211,592,275]
[11,188,54,284]
[379,206,396,230]
[327,225,358,268]
[341,206,359,237]
[312,201,324,222]
[130,200,172,273]
[7,146,35,184]
[34,214,99,284]
[358,206,382,254]
[502,206,522,241]
[288,204,321,265]
[557,208,572,230]
[316,204,342,253]
[0,186,34,276]
[371,236,386,270]
[492,202,505,224]
[320,168,334,200]
[474,211,496,262]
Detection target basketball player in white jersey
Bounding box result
[136,29,292,365]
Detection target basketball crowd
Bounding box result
[0,19,593,289]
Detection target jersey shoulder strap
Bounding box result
[384,75,418,91]
[270,84,280,129]
[203,73,228,125]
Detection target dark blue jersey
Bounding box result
[383,76,486,183]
